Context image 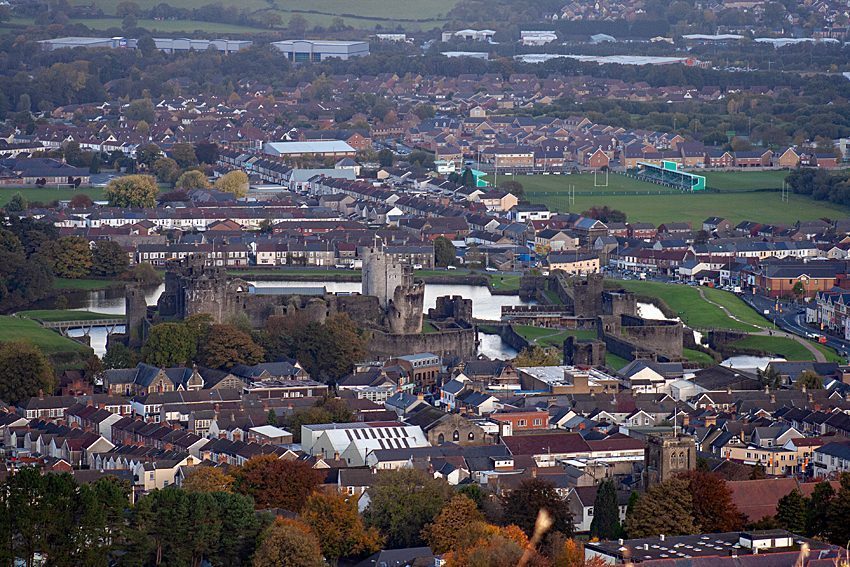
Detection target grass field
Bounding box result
[8,0,459,29]
[18,310,116,322]
[701,287,771,328]
[614,280,761,331]
[605,353,630,370]
[729,335,818,361]
[505,172,850,225]
[683,348,716,365]
[54,278,122,291]
[0,187,106,206]
[513,325,596,348]
[0,316,91,354]
[488,274,521,292]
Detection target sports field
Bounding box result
[0,187,106,206]
[503,171,849,225]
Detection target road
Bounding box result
[742,293,850,358]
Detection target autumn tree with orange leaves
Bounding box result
[233,455,323,511]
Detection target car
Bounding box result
[412,263,423,270]
[485,267,497,272]
[446,265,457,270]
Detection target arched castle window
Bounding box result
[468,432,475,441]
[437,433,445,444]
[453,430,460,442]
[679,452,686,468]
[670,452,677,468]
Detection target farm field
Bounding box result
[0,316,91,355]
[8,17,264,33]
[614,280,760,331]
[0,187,106,206]
[504,172,850,225]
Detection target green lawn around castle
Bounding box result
[0,316,92,355]
[612,280,763,331]
[728,335,844,363]
[501,170,850,225]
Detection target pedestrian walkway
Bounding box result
[697,288,826,362]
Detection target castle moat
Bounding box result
[59,279,535,357]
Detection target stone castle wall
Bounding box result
[368,327,477,360]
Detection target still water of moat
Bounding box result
[60,280,534,358]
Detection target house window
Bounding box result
[518,420,527,427]
[533,419,542,426]
[588,507,594,516]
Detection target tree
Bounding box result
[0,342,55,404]
[91,240,129,277]
[125,262,163,285]
[214,170,249,198]
[292,314,369,383]
[288,14,308,37]
[442,523,544,567]
[176,170,211,190]
[182,467,234,493]
[195,141,219,164]
[792,280,805,299]
[827,474,850,545]
[141,322,196,367]
[750,462,767,480]
[364,468,454,548]
[590,479,622,540]
[514,346,561,366]
[378,148,394,167]
[69,193,93,208]
[502,477,573,540]
[806,480,834,538]
[252,519,324,567]
[5,192,27,212]
[170,143,198,168]
[233,455,323,512]
[500,180,525,199]
[40,235,92,279]
[105,175,159,208]
[137,36,157,57]
[102,342,138,369]
[135,144,162,168]
[302,492,383,562]
[152,157,180,185]
[625,478,698,538]
[434,236,455,267]
[287,398,355,442]
[460,167,475,187]
[757,365,782,389]
[776,489,808,534]
[197,324,265,369]
[125,98,155,123]
[678,471,745,532]
[422,494,484,554]
[796,370,823,390]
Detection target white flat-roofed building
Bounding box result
[520,31,557,46]
[270,39,369,61]
[441,51,489,60]
[301,422,429,466]
[263,140,357,158]
[38,36,252,53]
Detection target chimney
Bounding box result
[333,451,339,460]
[531,467,537,478]
[38,389,44,400]
[801,385,807,393]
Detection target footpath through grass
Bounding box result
[615,280,760,331]
[0,316,91,354]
